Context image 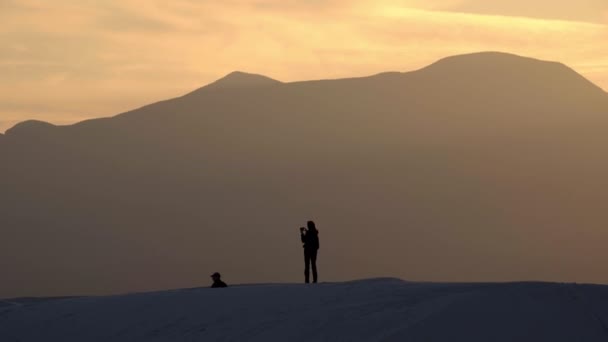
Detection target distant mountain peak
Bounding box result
[5,120,55,137]
[420,51,605,94]
[422,51,585,78]
[207,71,282,89]
[182,71,282,97]
[440,51,529,60]
[426,51,557,70]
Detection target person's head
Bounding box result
[307,220,317,232]
[211,272,221,281]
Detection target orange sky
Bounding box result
[1,0,607,132]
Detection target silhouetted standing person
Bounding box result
[210,272,227,288]
[300,220,320,283]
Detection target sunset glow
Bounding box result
[1,0,607,132]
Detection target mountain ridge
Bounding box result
[3,51,606,136]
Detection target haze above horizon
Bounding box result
[2,0,607,132]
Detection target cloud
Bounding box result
[447,0,608,24]
[0,0,606,132]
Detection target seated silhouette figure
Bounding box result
[300,220,320,283]
[210,272,228,288]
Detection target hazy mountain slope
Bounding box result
[2,279,608,341]
[1,52,608,298]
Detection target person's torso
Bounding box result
[304,231,319,250]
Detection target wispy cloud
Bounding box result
[1,0,606,132]
[447,0,608,24]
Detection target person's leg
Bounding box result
[304,250,310,283]
[311,250,318,283]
